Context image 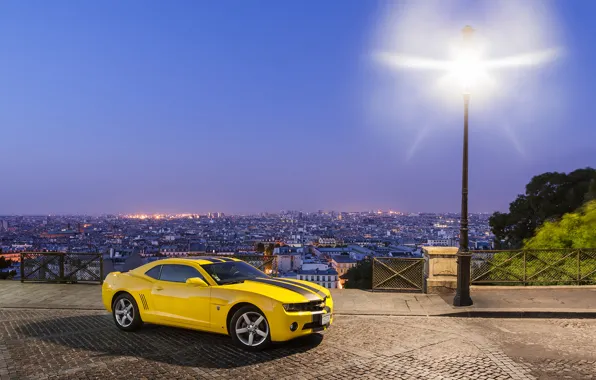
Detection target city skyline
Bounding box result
[2,0,595,215]
[0,209,495,218]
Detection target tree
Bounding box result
[265,243,275,255]
[0,256,11,270]
[343,259,372,289]
[255,242,265,253]
[489,168,596,247]
[586,179,596,202]
[524,200,596,249]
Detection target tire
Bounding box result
[112,293,143,332]
[230,305,271,351]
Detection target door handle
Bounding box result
[155,286,163,291]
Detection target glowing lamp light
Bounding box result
[452,26,481,94]
[376,25,558,98]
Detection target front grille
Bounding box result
[287,298,326,312]
[301,300,325,312]
[296,301,325,311]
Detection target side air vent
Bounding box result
[139,294,149,310]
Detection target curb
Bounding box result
[331,310,596,319]
[470,285,596,290]
[437,310,596,319]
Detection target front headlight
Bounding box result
[283,303,301,312]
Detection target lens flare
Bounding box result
[368,0,564,160]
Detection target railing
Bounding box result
[372,257,425,292]
[187,254,279,276]
[471,249,596,285]
[20,252,104,284]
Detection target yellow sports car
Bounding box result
[102,257,333,350]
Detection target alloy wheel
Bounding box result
[114,298,135,328]
[234,311,269,347]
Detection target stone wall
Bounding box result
[424,247,458,294]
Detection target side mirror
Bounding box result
[186,277,208,287]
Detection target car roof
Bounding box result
[151,256,242,265]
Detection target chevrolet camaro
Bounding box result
[101,257,333,350]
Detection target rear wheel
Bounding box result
[230,306,271,351]
[112,293,143,331]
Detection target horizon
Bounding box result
[0,209,495,217]
[2,0,595,215]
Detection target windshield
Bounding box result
[202,261,268,285]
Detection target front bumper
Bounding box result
[269,297,334,342]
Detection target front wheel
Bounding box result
[230,306,271,351]
[112,293,143,331]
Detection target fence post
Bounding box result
[59,254,65,283]
[20,252,25,283]
[577,249,581,285]
[523,251,527,286]
[100,254,104,284]
[371,258,376,292]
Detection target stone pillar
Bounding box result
[424,247,458,294]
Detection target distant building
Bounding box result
[296,268,339,289]
[109,248,134,259]
[277,253,303,272]
[301,262,329,271]
[315,247,349,256]
[318,237,337,246]
[159,246,187,257]
[331,255,358,287]
[40,230,79,239]
[426,238,458,247]
[474,240,493,250]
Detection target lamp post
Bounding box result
[375,21,559,305]
[453,25,474,307]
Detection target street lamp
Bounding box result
[453,26,475,307]
[375,21,559,306]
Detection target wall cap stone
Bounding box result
[423,247,459,256]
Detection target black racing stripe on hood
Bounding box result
[248,278,323,302]
[272,278,327,298]
[217,257,234,262]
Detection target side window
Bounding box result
[159,264,204,283]
[145,265,162,279]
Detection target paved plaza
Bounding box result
[1,309,595,379]
[0,283,595,379]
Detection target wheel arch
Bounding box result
[111,290,133,308]
[226,302,265,334]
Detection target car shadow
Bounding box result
[19,313,324,369]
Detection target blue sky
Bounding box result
[1,0,594,215]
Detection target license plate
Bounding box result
[321,313,331,325]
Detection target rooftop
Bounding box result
[331,256,358,263]
[297,268,338,275]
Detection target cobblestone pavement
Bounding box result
[1,309,595,380]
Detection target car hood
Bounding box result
[222,277,329,303]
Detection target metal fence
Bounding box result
[20,252,104,284]
[372,257,425,292]
[471,249,596,285]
